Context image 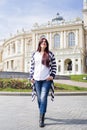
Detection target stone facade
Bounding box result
[0,0,87,75]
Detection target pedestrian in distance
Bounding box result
[29,38,57,127]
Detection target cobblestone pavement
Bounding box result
[0,95,87,130]
[54,80,87,88]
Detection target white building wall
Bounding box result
[0,16,87,74]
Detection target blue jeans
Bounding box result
[35,80,52,114]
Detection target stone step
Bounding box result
[55,75,70,80]
[0,71,70,80]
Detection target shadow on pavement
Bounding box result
[45,117,87,125]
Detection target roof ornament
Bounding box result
[52,12,64,22]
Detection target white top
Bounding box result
[33,52,50,81]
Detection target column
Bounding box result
[21,38,25,72]
[75,30,78,46]
[49,32,52,49]
[83,0,87,9]
[79,28,83,48]
[56,59,58,75]
[24,39,27,57]
[47,33,49,40]
[15,40,18,54]
[3,62,6,71]
[78,58,82,74]
[32,33,36,51]
[60,31,63,48]
[9,60,11,71]
[36,34,38,50]
[21,39,24,53]
[72,59,75,74]
[10,43,12,55]
[61,59,64,75]
[47,33,51,49]
[64,31,67,48]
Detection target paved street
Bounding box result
[0,95,87,130]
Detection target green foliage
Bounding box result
[0,80,3,88]
[54,83,87,91]
[70,74,87,82]
[0,79,31,89]
[0,78,87,92]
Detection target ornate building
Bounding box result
[0,0,87,75]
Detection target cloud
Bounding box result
[0,0,83,41]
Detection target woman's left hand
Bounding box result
[46,76,53,81]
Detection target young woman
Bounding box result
[29,38,57,127]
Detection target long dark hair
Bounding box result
[37,38,50,67]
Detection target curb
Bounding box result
[0,92,87,96]
[54,92,87,96]
[0,92,31,96]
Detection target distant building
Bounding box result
[0,0,87,75]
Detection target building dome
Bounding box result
[52,13,64,22]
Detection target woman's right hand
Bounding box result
[30,79,35,84]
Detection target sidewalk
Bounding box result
[54,79,87,88]
[0,96,87,130]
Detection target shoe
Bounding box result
[39,114,45,127]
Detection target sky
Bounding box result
[0,0,83,43]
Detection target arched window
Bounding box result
[68,32,75,46]
[58,65,61,72]
[7,61,9,69]
[12,43,15,53]
[11,60,14,69]
[54,34,60,48]
[8,45,10,55]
